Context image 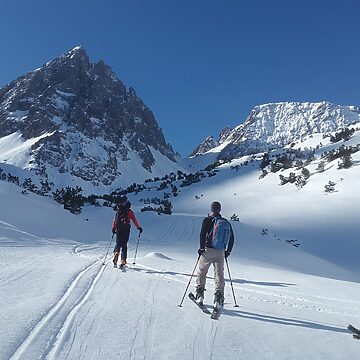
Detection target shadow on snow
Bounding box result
[221,309,348,334]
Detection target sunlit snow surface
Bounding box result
[1,173,360,359]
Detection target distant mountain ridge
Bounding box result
[191,101,360,159]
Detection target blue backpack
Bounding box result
[210,217,231,250]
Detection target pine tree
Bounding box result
[288,172,297,183]
[259,169,268,179]
[260,153,270,169]
[295,175,306,189]
[324,181,336,193]
[338,155,353,169]
[301,167,310,180]
[40,179,52,194]
[316,161,326,173]
[162,200,172,215]
[279,174,289,185]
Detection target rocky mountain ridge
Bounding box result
[0,46,179,192]
[191,101,360,159]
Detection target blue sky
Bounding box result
[1,0,360,156]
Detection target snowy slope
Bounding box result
[0,132,55,168]
[126,122,360,276]
[1,178,360,359]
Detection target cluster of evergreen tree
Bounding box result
[259,153,271,170]
[230,164,242,171]
[0,169,20,185]
[144,171,183,184]
[144,167,218,191]
[204,158,232,172]
[330,127,355,143]
[316,142,359,172]
[140,196,166,205]
[259,149,315,175]
[180,171,206,187]
[53,186,85,214]
[338,155,353,169]
[141,199,172,215]
[324,181,336,193]
[0,168,52,196]
[322,144,359,164]
[86,193,128,207]
[279,168,310,189]
[0,153,232,216]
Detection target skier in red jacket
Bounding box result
[112,201,142,267]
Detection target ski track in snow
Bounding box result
[128,279,158,360]
[5,215,359,359]
[8,264,354,359]
[9,255,104,360]
[46,262,106,360]
[160,217,178,242]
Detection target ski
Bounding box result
[188,293,211,314]
[348,324,360,340]
[210,305,223,320]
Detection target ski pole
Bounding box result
[132,232,141,265]
[178,255,200,307]
[102,233,115,265]
[225,257,239,307]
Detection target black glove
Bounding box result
[225,251,231,259]
[112,229,116,235]
[198,248,205,256]
[138,227,143,234]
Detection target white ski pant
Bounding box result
[196,248,225,293]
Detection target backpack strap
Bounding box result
[209,215,221,241]
[116,205,129,227]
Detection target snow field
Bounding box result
[1,183,360,359]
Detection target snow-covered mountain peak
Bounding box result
[63,44,88,58]
[0,46,180,193]
[43,45,91,73]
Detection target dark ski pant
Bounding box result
[113,224,131,262]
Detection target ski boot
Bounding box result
[195,287,205,305]
[119,259,127,269]
[214,290,224,310]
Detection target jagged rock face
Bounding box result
[189,136,219,157]
[193,102,360,159]
[218,126,233,144]
[0,46,177,188]
[190,127,233,157]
